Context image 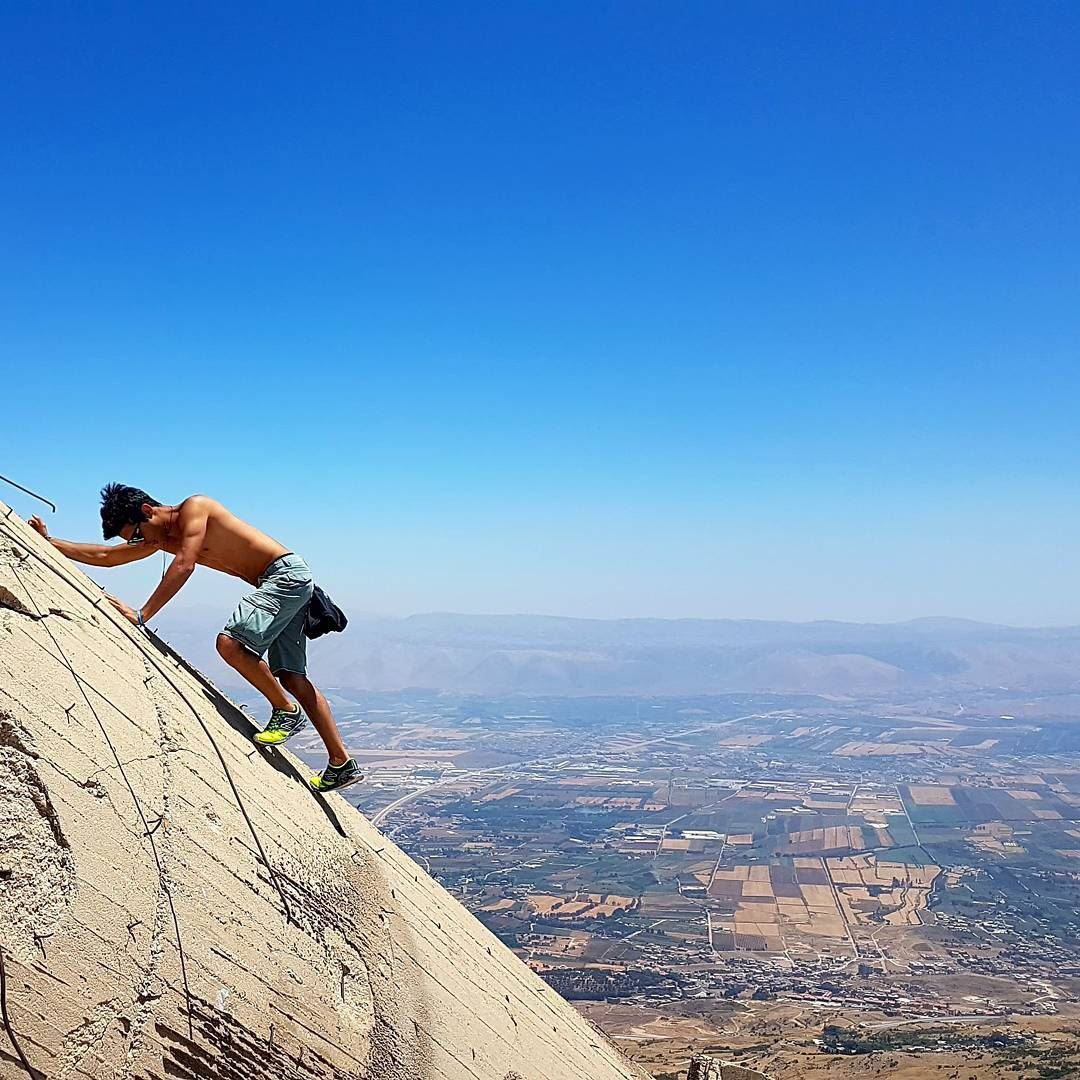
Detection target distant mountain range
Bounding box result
[156,609,1080,696]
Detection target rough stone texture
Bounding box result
[686,1058,771,1080]
[0,502,645,1080]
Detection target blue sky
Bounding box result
[2,3,1079,625]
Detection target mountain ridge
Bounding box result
[154,607,1080,697]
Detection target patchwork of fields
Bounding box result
[707,853,938,957]
[314,688,1080,1076]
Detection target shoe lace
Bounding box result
[267,708,293,731]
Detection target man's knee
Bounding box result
[216,633,241,661]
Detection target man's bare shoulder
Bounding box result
[177,494,221,519]
[178,496,258,536]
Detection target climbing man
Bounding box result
[28,484,363,792]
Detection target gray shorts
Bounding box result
[222,553,313,675]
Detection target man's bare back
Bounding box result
[150,496,289,585]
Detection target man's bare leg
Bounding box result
[216,633,295,712]
[279,671,349,766]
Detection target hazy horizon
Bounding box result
[129,592,1080,699]
[148,598,1080,632]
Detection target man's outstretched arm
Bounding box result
[28,516,157,567]
[128,498,209,623]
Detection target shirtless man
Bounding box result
[29,483,363,792]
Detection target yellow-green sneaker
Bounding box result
[253,704,307,746]
[308,758,364,793]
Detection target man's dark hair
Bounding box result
[100,483,161,540]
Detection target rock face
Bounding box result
[686,1059,771,1080]
[0,503,644,1080]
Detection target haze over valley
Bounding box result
[161,609,1080,697]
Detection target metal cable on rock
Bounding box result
[0,946,37,1078]
[143,656,295,924]
[6,559,195,1040]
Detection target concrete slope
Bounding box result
[0,502,644,1080]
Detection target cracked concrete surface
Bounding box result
[0,502,645,1080]
[0,726,76,961]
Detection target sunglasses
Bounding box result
[127,524,145,545]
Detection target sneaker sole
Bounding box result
[253,724,307,746]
